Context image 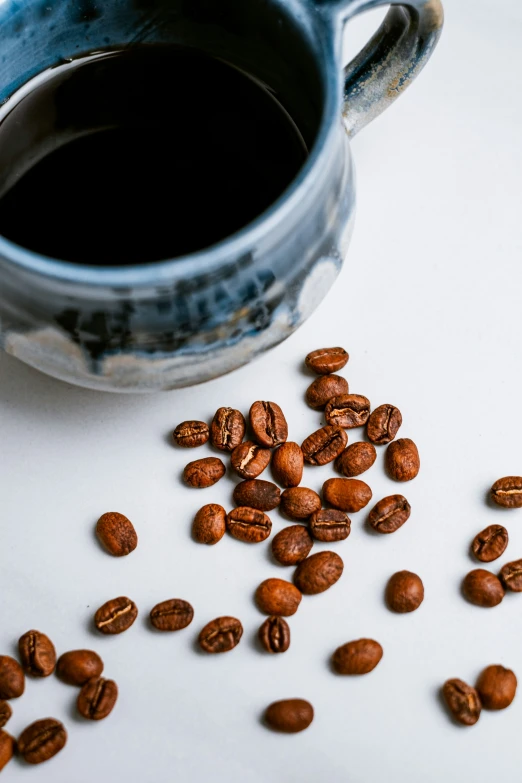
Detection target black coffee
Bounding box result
[0,46,307,266]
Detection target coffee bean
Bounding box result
[264,699,314,733]
[305,347,349,375]
[386,438,420,481]
[281,487,321,520]
[491,476,522,508]
[183,457,226,488]
[499,559,522,591]
[96,511,138,557]
[323,478,372,513]
[94,596,138,634]
[332,639,383,675]
[306,375,349,410]
[255,578,302,616]
[472,524,508,563]
[18,718,67,764]
[272,526,313,566]
[442,679,481,725]
[258,617,291,653]
[325,394,371,429]
[226,507,272,543]
[309,509,351,542]
[198,617,243,653]
[150,599,194,631]
[18,631,56,677]
[476,665,517,710]
[294,551,343,595]
[336,442,376,477]
[231,441,271,479]
[233,479,281,512]
[0,730,14,772]
[250,401,288,448]
[366,404,402,445]
[462,570,505,607]
[302,425,347,466]
[210,407,246,452]
[0,702,11,729]
[77,677,118,720]
[0,656,24,699]
[368,495,411,534]
[173,420,209,448]
[385,571,424,613]
[271,442,304,488]
[192,504,227,545]
[56,650,104,686]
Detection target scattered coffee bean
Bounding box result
[442,679,481,725]
[0,730,14,772]
[249,401,288,447]
[173,420,209,448]
[332,639,383,675]
[18,718,67,764]
[183,457,226,488]
[366,404,402,445]
[258,617,291,653]
[476,665,517,710]
[264,699,314,733]
[77,677,118,720]
[294,551,344,595]
[368,495,411,534]
[210,407,246,452]
[94,596,138,635]
[306,375,349,410]
[302,425,348,466]
[325,394,371,429]
[385,571,424,613]
[281,487,321,520]
[96,511,138,557]
[0,656,24,699]
[335,442,376,477]
[271,526,313,566]
[0,702,11,729]
[271,442,304,488]
[231,441,271,479]
[309,509,351,542]
[18,630,56,677]
[472,524,508,563]
[192,504,227,545]
[226,507,272,543]
[491,476,522,508]
[305,346,349,375]
[499,559,522,591]
[462,570,505,607]
[150,599,194,631]
[233,479,281,512]
[386,438,420,481]
[323,478,372,513]
[198,617,243,653]
[255,578,302,616]
[56,650,104,686]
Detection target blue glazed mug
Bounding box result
[0,0,443,392]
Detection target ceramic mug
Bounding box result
[0,0,443,392]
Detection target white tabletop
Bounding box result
[2,1,522,780]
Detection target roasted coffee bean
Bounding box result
[183,457,226,488]
[198,617,243,653]
[173,420,209,448]
[258,617,291,653]
[476,665,517,710]
[56,650,104,686]
[94,596,138,634]
[249,401,288,448]
[386,438,420,481]
[462,570,505,607]
[309,509,351,542]
[0,656,24,699]
[0,702,11,729]
[18,718,67,764]
[499,559,522,591]
[294,551,343,595]
[302,425,348,466]
[305,347,349,375]
[271,442,304,488]
[271,525,313,566]
[19,631,56,677]
[306,375,349,410]
[325,394,371,429]
[150,599,194,631]
[226,507,272,543]
[96,511,138,557]
[366,404,402,444]
[77,677,118,720]
[0,730,14,772]
[336,442,376,477]
[323,478,372,513]
[368,495,411,534]
[264,699,314,733]
[192,504,226,545]
[231,441,271,479]
[442,679,481,726]
[281,487,321,520]
[332,639,383,675]
[233,479,281,512]
[385,571,424,613]
[255,578,302,616]
[472,524,508,563]
[491,476,522,508]
[210,407,245,452]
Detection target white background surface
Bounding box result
[1,0,522,780]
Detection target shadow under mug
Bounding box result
[0,0,443,392]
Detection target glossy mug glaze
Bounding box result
[0,0,443,392]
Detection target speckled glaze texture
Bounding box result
[0,0,442,392]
